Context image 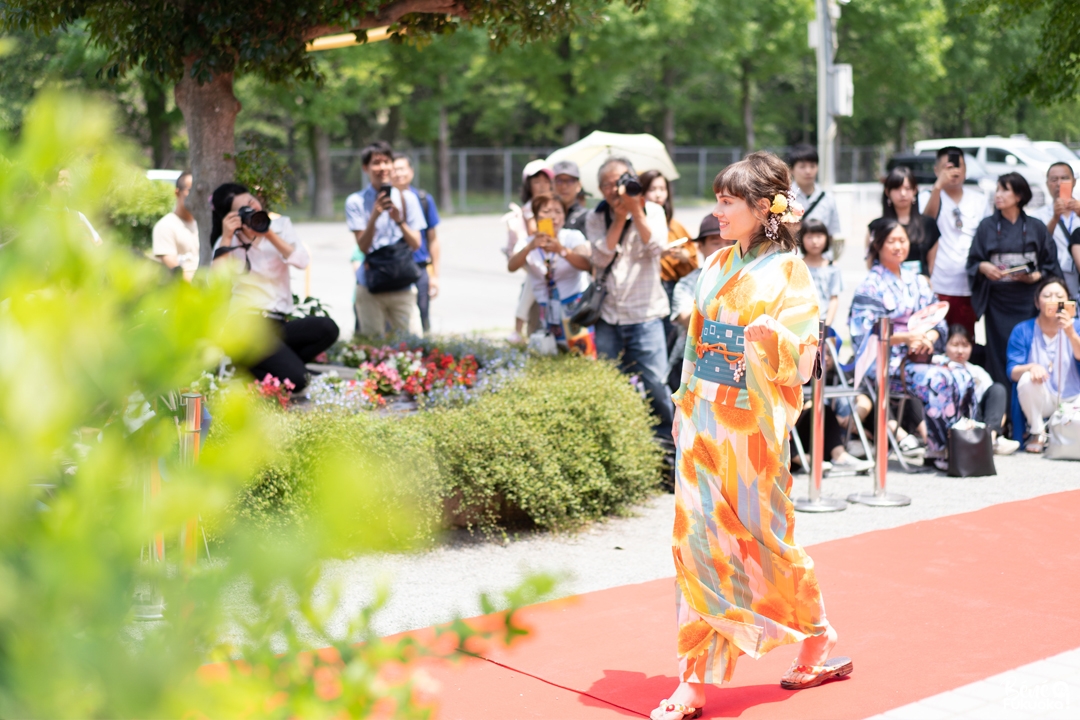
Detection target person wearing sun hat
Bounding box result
[504,159,556,342]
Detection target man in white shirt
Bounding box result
[788,145,843,258]
[922,146,992,337]
[1033,162,1080,299]
[152,170,200,281]
[345,141,427,338]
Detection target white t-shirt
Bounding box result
[927,187,991,296]
[152,211,200,275]
[524,228,591,304]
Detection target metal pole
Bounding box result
[795,321,846,512]
[698,148,707,198]
[179,393,205,568]
[848,318,911,507]
[503,150,512,210]
[457,150,467,214]
[814,0,836,189]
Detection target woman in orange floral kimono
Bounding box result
[651,153,853,720]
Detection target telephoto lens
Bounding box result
[618,171,643,196]
[237,205,271,233]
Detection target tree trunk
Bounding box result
[175,64,241,267]
[897,116,908,152]
[310,124,334,219]
[143,77,175,169]
[557,34,580,146]
[740,60,755,153]
[661,65,676,157]
[562,122,580,145]
[437,99,452,214]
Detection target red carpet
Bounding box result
[423,490,1080,719]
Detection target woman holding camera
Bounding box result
[211,182,339,393]
[1006,276,1080,451]
[967,172,1060,387]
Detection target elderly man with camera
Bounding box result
[586,156,674,439]
[346,141,427,338]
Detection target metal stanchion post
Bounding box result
[848,318,911,507]
[178,393,210,567]
[133,459,166,621]
[795,322,846,513]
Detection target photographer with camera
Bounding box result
[345,141,426,338]
[585,156,674,440]
[211,182,339,393]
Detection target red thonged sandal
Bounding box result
[780,656,854,690]
[649,699,703,720]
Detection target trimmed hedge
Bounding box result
[234,354,664,538]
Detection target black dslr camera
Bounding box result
[617,170,643,197]
[238,205,271,233]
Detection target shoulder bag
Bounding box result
[365,239,422,293]
[568,217,631,327]
[947,420,996,477]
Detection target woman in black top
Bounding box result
[967,172,1061,386]
[866,166,939,276]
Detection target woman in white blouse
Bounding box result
[507,194,593,347]
[211,183,338,392]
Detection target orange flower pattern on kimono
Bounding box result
[669,242,825,684]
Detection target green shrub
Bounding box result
[104,170,175,250]
[237,355,664,538]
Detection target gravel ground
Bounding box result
[317,453,1078,640]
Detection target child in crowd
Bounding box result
[798,220,841,327]
[938,324,1020,455]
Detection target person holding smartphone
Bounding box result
[1006,276,1080,451]
[345,141,427,338]
[923,147,992,337]
[967,172,1061,387]
[1033,162,1080,299]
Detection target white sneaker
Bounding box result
[830,453,874,473]
[994,436,1020,455]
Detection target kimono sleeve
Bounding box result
[753,258,820,388]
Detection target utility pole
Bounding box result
[809,0,853,188]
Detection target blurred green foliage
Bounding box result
[0,92,546,719]
[103,169,176,250]
[238,355,664,538]
[227,134,294,211]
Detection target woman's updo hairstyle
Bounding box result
[867,217,908,264]
[712,151,797,252]
[210,182,249,245]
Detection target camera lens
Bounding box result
[618,171,643,197]
[238,205,271,233]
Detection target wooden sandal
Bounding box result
[650,699,703,719]
[1025,434,1048,453]
[780,656,853,690]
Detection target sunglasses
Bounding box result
[952,207,963,230]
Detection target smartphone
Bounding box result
[1061,179,1075,201]
[947,149,962,168]
[377,183,393,200]
[1060,301,1077,319]
[537,217,555,237]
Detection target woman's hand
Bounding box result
[1017,270,1041,284]
[534,233,561,254]
[1057,307,1077,335]
[221,211,242,243]
[744,315,781,343]
[662,246,691,263]
[907,332,935,356]
[979,261,1004,281]
[1029,364,1050,384]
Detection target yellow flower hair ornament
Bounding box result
[765,190,803,240]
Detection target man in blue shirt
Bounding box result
[345,141,427,338]
[393,154,441,333]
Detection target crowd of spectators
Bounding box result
[146,135,1080,470]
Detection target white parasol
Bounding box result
[545,131,680,199]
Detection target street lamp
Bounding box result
[808,0,853,189]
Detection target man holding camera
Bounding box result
[345,141,427,338]
[586,156,674,439]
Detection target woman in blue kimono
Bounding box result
[849,219,975,470]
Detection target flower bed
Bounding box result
[307,337,528,412]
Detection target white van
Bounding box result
[913,135,1057,209]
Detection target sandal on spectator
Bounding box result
[780,656,854,690]
[1025,434,1047,453]
[649,700,701,720]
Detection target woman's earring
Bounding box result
[886,197,892,207]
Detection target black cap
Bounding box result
[695,214,722,241]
